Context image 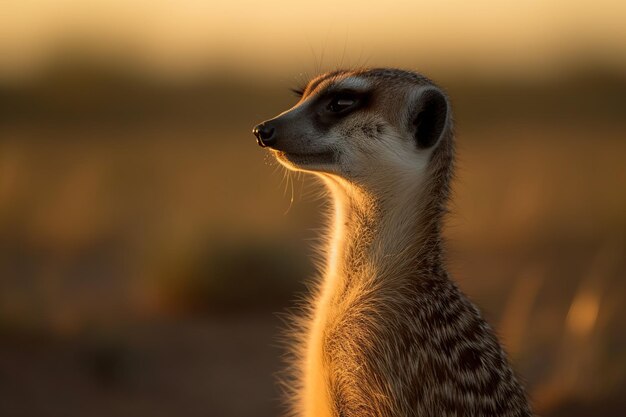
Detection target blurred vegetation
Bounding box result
[2,52,626,128]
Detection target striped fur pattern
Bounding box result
[257,68,532,417]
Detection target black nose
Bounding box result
[252,123,276,148]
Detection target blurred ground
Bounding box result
[0,59,625,416]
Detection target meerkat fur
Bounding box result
[253,68,532,417]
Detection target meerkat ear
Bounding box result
[411,87,449,149]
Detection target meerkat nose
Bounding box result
[252,123,276,148]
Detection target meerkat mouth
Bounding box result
[274,150,337,166]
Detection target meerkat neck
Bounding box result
[321,174,444,289]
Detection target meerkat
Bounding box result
[252,68,532,417]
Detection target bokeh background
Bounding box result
[1,1,625,416]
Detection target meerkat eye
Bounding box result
[327,95,356,113]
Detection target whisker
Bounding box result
[283,170,295,215]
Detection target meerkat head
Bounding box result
[253,68,452,192]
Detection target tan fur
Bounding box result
[256,68,532,417]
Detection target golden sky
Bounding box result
[2,0,625,80]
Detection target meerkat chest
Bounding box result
[302,278,391,417]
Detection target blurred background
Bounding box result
[1,1,625,416]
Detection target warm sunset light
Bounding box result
[566,292,600,338]
[0,1,624,416]
[2,0,626,81]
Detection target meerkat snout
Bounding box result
[252,123,276,147]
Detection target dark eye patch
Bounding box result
[295,87,373,134]
[327,93,358,113]
[318,89,371,117]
